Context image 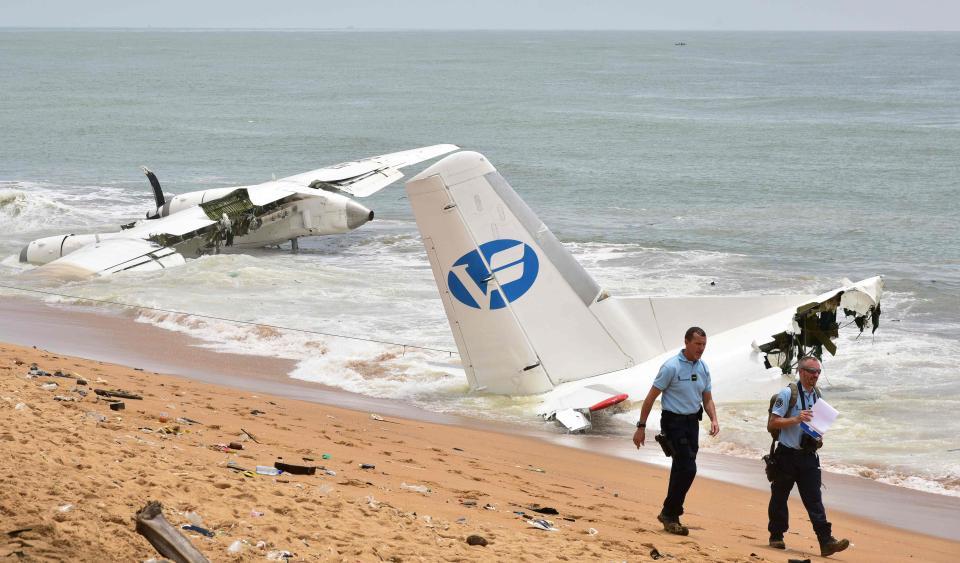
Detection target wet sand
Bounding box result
[1,296,959,561]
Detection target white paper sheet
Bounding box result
[800,398,839,439]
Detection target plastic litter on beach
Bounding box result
[316,484,334,495]
[225,462,256,478]
[40,382,58,391]
[516,465,546,473]
[369,413,399,424]
[359,463,375,470]
[227,539,244,553]
[587,527,598,536]
[526,518,558,532]
[184,511,203,526]
[266,550,294,561]
[400,482,431,495]
[255,466,282,476]
[85,411,107,423]
[181,524,215,538]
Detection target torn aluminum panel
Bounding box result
[757,277,883,374]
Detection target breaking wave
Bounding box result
[0,181,152,242]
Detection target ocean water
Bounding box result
[1,30,958,496]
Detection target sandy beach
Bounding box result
[1,300,958,562]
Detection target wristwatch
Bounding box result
[636,421,646,428]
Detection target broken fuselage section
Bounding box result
[20,187,371,269]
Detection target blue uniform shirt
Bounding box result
[653,349,711,415]
[771,382,819,449]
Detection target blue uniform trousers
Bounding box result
[660,411,700,520]
[768,444,832,541]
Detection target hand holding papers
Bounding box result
[800,398,839,440]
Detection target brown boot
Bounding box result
[657,512,689,536]
[820,537,850,557]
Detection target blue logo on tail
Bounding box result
[448,239,539,310]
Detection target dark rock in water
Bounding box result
[466,534,488,546]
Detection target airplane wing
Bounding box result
[25,238,186,281]
[279,144,459,198]
[123,205,218,238]
[26,196,235,279]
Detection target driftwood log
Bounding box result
[134,501,209,563]
[94,388,143,400]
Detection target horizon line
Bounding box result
[2,27,959,33]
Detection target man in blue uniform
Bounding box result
[633,327,719,535]
[767,355,850,557]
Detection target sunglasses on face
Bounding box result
[800,367,822,375]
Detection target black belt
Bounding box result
[662,408,701,421]
[775,444,814,456]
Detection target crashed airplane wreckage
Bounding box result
[403,151,882,431]
[19,144,457,279]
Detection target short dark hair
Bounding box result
[684,326,706,341]
[798,355,820,369]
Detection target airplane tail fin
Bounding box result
[405,152,634,395]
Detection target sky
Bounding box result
[2,0,958,31]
